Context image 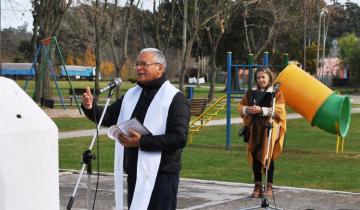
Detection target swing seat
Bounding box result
[40,97,54,108]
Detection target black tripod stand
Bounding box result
[240,84,283,210]
[66,88,116,210]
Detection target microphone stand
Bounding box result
[67,88,116,210]
[239,88,283,210]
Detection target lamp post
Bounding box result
[321,8,329,83]
[315,8,328,80]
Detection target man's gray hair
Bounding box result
[140,48,166,69]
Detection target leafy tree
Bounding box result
[205,0,234,102]
[338,33,360,90]
[0,25,32,62]
[100,60,115,78]
[18,40,33,62]
[344,2,360,35]
[65,54,75,65]
[83,46,96,66]
[57,5,94,63]
[327,2,360,46]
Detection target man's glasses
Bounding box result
[133,62,160,68]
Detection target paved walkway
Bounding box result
[60,172,360,210]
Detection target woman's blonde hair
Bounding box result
[254,68,275,89]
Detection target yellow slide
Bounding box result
[275,64,351,137]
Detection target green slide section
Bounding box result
[311,93,351,137]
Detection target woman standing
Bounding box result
[238,68,287,198]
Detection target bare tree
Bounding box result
[139,10,149,48]
[179,0,217,92]
[111,0,139,98]
[153,0,161,49]
[31,0,72,102]
[179,0,188,92]
[242,0,259,54]
[255,1,294,59]
[93,0,104,95]
[87,0,126,98]
[179,0,236,93]
[152,0,178,55]
[164,0,177,55]
[206,1,234,102]
[240,0,303,60]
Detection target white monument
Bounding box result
[0,77,59,210]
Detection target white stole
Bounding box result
[114,81,179,210]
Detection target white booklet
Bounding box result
[107,118,150,141]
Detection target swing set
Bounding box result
[24,36,82,114]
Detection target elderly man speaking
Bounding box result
[82,48,190,210]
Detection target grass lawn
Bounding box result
[58,113,360,192]
[54,102,296,132]
[15,80,226,99]
[54,117,97,131]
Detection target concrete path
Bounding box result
[60,172,360,210]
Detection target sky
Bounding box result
[1,0,360,32]
[0,0,155,31]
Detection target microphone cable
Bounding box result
[271,191,277,208]
[91,88,101,210]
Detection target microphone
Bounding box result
[273,82,281,92]
[98,78,122,94]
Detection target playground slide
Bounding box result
[275,64,351,137]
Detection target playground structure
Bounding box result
[188,95,227,144]
[225,52,289,150]
[23,36,82,114]
[189,51,351,152]
[225,52,351,151]
[189,52,288,148]
[275,64,351,153]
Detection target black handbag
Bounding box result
[239,125,250,143]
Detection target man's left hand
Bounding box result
[118,129,141,147]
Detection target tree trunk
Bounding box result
[41,45,51,100]
[140,12,148,48]
[180,36,196,92]
[94,0,101,99]
[153,0,161,49]
[208,49,217,103]
[206,26,224,103]
[243,4,252,54]
[118,0,136,85]
[179,0,188,92]
[110,31,122,98]
[31,0,41,102]
[163,0,177,55]
[109,0,122,99]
